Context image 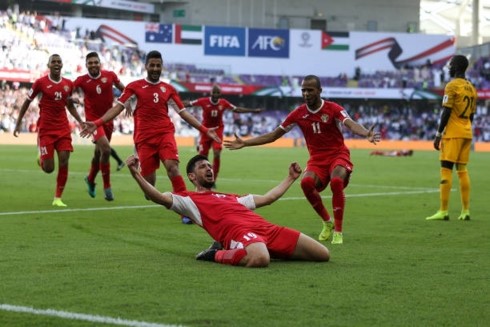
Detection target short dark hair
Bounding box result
[86,52,99,61]
[146,50,162,64]
[303,75,321,88]
[452,55,469,72]
[48,54,61,63]
[186,154,209,175]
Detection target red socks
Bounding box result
[330,177,345,232]
[170,175,187,193]
[300,176,331,221]
[213,157,220,180]
[215,249,247,266]
[88,161,99,182]
[55,165,68,198]
[100,162,111,189]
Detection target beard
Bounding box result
[202,180,215,189]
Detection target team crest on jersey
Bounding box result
[101,77,108,83]
[321,114,329,123]
[63,85,70,92]
[160,86,166,93]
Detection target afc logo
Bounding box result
[210,35,240,48]
[251,35,285,51]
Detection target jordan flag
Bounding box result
[321,31,349,51]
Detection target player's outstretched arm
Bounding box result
[179,109,221,143]
[126,155,173,209]
[80,103,125,137]
[253,162,302,208]
[224,127,285,150]
[344,120,381,145]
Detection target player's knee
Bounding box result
[42,161,55,173]
[301,176,316,193]
[245,252,270,268]
[43,166,55,174]
[99,144,111,157]
[318,247,330,262]
[456,163,467,172]
[330,177,344,192]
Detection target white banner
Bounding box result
[61,17,455,78]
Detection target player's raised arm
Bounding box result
[253,162,302,208]
[126,155,174,208]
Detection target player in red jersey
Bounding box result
[81,50,219,221]
[126,153,329,267]
[225,75,381,245]
[13,54,84,207]
[183,84,262,182]
[73,52,126,201]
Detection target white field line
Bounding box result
[0,169,434,188]
[0,189,439,217]
[0,304,183,327]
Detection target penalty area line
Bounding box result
[0,304,183,327]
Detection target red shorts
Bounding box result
[199,126,224,155]
[37,133,73,161]
[226,225,300,259]
[92,123,113,143]
[306,152,353,191]
[135,134,179,176]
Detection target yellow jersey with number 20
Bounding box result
[441,78,477,139]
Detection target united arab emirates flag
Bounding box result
[175,24,203,45]
[321,31,349,51]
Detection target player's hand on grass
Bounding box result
[224,133,245,150]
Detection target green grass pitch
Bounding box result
[0,144,489,327]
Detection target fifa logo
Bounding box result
[210,35,240,48]
[251,36,285,51]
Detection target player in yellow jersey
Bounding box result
[426,55,477,221]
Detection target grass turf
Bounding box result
[0,144,489,327]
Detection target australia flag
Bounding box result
[145,23,172,43]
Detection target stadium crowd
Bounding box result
[1,10,489,142]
